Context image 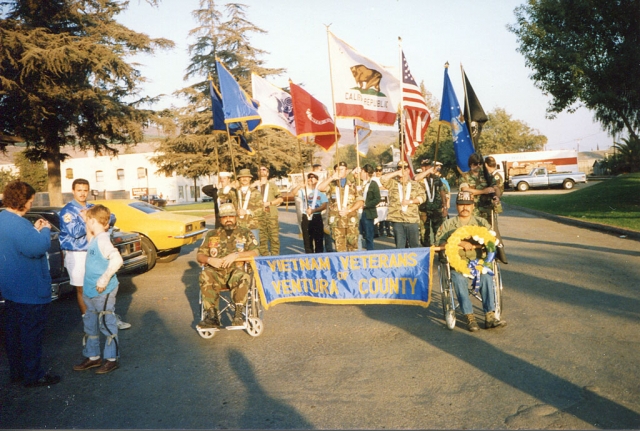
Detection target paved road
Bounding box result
[1,205,639,429]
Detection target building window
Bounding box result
[137,167,147,179]
[96,170,104,182]
[190,186,195,198]
[117,169,125,180]
[65,168,74,179]
[178,186,184,199]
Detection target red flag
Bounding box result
[290,81,339,151]
[402,51,431,157]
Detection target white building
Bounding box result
[58,144,213,204]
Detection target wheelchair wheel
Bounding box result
[197,327,217,339]
[492,261,504,320]
[438,262,456,330]
[245,276,264,337]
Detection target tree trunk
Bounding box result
[46,147,63,206]
[193,177,197,202]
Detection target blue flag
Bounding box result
[439,66,475,172]
[216,60,261,131]
[209,80,226,132]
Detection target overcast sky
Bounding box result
[117,0,614,152]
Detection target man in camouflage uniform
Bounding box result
[318,161,362,252]
[196,203,259,328]
[459,153,501,223]
[415,160,448,247]
[256,165,283,256]
[380,161,425,248]
[235,169,265,243]
[435,191,507,332]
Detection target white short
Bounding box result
[64,251,87,287]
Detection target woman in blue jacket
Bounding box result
[0,181,61,387]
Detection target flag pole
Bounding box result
[354,120,361,186]
[434,123,442,162]
[398,37,407,184]
[299,137,308,208]
[225,124,237,174]
[325,25,341,164]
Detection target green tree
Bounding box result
[509,0,640,140]
[477,108,547,154]
[0,0,173,206]
[611,136,640,173]
[153,1,304,183]
[0,168,18,192]
[14,151,48,192]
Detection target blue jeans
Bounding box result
[359,216,376,250]
[450,270,495,315]
[392,222,420,248]
[4,300,50,384]
[82,286,119,360]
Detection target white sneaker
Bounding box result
[115,314,131,330]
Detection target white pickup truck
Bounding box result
[509,167,587,191]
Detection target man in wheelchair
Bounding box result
[196,203,259,329]
[435,191,507,332]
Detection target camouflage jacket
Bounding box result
[258,180,281,218]
[198,225,259,259]
[327,176,359,228]
[236,187,265,230]
[217,186,238,208]
[418,175,444,212]
[460,169,495,209]
[435,215,491,261]
[380,177,424,224]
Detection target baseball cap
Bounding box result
[307,173,318,180]
[456,191,474,205]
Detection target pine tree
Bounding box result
[0,0,174,205]
[153,0,309,189]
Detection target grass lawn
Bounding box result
[165,202,215,218]
[502,173,640,232]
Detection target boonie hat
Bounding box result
[456,191,474,205]
[237,169,253,179]
[218,203,237,217]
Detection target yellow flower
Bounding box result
[445,225,497,276]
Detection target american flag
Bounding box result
[401,51,431,157]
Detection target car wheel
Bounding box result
[517,182,529,192]
[140,236,157,271]
[562,179,575,190]
[157,247,181,263]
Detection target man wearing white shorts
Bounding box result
[59,179,130,330]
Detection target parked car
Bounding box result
[508,167,587,191]
[92,199,207,270]
[136,194,167,207]
[0,207,148,303]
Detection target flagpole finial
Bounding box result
[444,62,450,69]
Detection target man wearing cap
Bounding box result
[459,153,500,222]
[318,161,362,252]
[255,165,283,256]
[235,169,265,242]
[196,203,259,328]
[373,165,392,238]
[415,160,448,247]
[216,172,237,228]
[435,191,507,332]
[380,161,424,248]
[356,164,380,250]
[291,172,328,253]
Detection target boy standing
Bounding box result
[73,205,124,374]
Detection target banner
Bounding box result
[251,248,434,310]
[251,73,297,136]
[328,32,400,126]
[290,81,339,151]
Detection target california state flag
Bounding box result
[328,31,400,126]
[290,81,339,151]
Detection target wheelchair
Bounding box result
[196,261,264,339]
[436,245,504,331]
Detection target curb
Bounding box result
[504,204,640,242]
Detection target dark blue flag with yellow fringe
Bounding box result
[439,65,475,172]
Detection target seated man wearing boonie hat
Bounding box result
[435,191,507,332]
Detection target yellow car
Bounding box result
[93,199,207,270]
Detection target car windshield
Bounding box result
[128,201,164,214]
